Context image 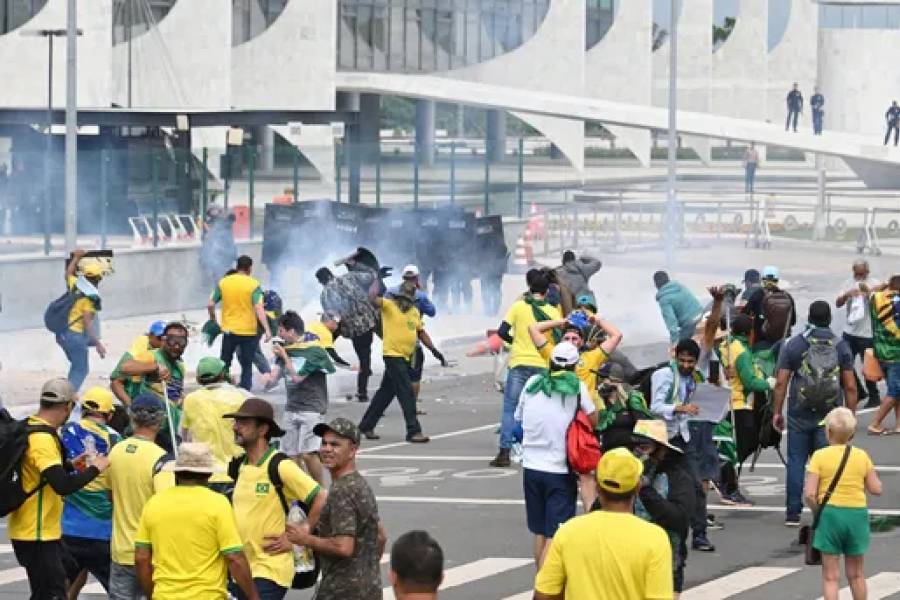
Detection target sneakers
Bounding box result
[692,536,716,552]
[407,433,430,443]
[720,491,754,507]
[490,448,511,468]
[706,514,725,531]
[785,515,801,527]
[356,394,369,403]
[360,430,380,440]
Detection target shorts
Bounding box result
[676,421,719,481]
[523,468,577,538]
[813,506,870,556]
[408,345,425,383]
[882,361,900,399]
[62,535,111,591]
[280,411,324,456]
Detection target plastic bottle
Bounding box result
[287,502,315,573]
[82,435,97,459]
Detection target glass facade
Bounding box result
[0,0,47,35]
[820,4,900,29]
[233,0,288,45]
[337,0,551,73]
[113,0,177,45]
[585,0,615,49]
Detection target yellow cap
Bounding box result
[596,447,643,494]
[81,386,114,414]
[81,263,103,278]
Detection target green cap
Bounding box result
[314,417,361,445]
[197,357,227,382]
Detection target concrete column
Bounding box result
[359,93,381,163]
[336,91,361,112]
[486,109,507,163]
[415,99,435,166]
[259,126,275,172]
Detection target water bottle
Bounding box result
[287,502,315,574]
[82,435,97,459]
[510,442,524,465]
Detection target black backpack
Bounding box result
[0,410,63,517]
[761,289,794,343]
[227,452,319,589]
[635,360,670,402]
[43,289,80,335]
[796,334,842,415]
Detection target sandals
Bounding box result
[868,425,887,436]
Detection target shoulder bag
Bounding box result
[799,445,852,566]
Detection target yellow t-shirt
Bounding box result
[504,299,562,369]
[128,334,151,357]
[104,436,173,565]
[535,511,674,600]
[181,384,247,484]
[213,273,263,336]
[232,449,322,588]
[8,417,64,541]
[66,275,96,334]
[537,340,608,408]
[306,321,335,349]
[807,445,874,508]
[135,485,244,600]
[381,299,422,359]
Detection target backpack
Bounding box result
[567,393,602,474]
[796,334,842,415]
[0,411,63,517]
[263,290,284,316]
[635,360,670,403]
[761,289,793,343]
[227,452,319,590]
[44,290,80,334]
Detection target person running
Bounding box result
[864,274,900,434]
[104,393,173,600]
[554,250,602,308]
[389,531,444,600]
[358,278,437,443]
[534,448,674,600]
[287,418,387,600]
[134,442,259,600]
[56,249,107,390]
[225,397,326,600]
[805,408,882,600]
[180,357,248,493]
[208,255,273,391]
[491,268,561,467]
[835,260,881,409]
[60,386,121,597]
[9,378,110,600]
[653,271,703,345]
[772,301,858,527]
[262,311,335,484]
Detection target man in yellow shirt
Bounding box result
[56,249,106,390]
[491,269,561,467]
[207,255,272,391]
[104,393,173,600]
[9,378,110,600]
[358,279,436,443]
[225,397,326,599]
[181,357,248,493]
[534,448,674,600]
[135,442,259,600]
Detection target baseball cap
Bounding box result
[762,265,780,280]
[81,263,103,279]
[197,357,227,382]
[597,361,626,383]
[314,417,361,445]
[596,447,643,494]
[147,320,167,337]
[40,378,75,404]
[163,442,220,475]
[402,264,420,278]
[222,398,285,438]
[550,342,580,368]
[575,295,597,311]
[132,392,165,413]
[81,386,115,414]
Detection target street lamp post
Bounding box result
[65,0,79,252]
[665,0,679,269]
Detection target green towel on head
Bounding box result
[525,370,581,399]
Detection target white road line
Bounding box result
[358,423,499,454]
[500,593,533,600]
[81,581,105,595]
[681,566,801,599]
[817,571,900,600]
[359,454,492,461]
[0,545,12,555]
[383,558,532,600]
[751,463,900,473]
[0,567,26,585]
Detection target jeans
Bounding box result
[786,416,828,518]
[55,330,89,391]
[220,333,259,391]
[785,109,799,131]
[499,365,546,449]
[813,109,824,134]
[229,578,287,600]
[108,562,143,600]
[12,540,67,600]
[236,343,271,375]
[359,356,422,439]
[745,163,757,193]
[842,333,880,405]
[352,330,374,399]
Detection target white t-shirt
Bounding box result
[842,277,880,338]
[514,377,595,474]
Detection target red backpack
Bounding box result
[566,393,602,474]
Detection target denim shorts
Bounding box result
[523,468,577,537]
[882,361,900,399]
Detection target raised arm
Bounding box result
[65,249,86,283]
[594,316,623,356]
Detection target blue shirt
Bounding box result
[61,419,120,540]
[386,286,436,318]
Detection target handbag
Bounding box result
[799,445,852,566]
[862,349,884,383]
[566,393,602,474]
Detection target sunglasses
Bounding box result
[165,335,188,346]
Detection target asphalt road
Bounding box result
[2,366,899,600]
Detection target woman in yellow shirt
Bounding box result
[804,407,882,600]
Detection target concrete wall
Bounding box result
[711,0,768,123]
[0,242,265,333]
[768,0,818,132]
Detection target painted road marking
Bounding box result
[752,463,900,473]
[500,593,533,600]
[681,566,801,599]
[361,466,517,487]
[383,558,532,600]
[817,571,900,600]
[359,454,494,461]
[0,567,26,585]
[0,545,11,555]
[359,423,499,454]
